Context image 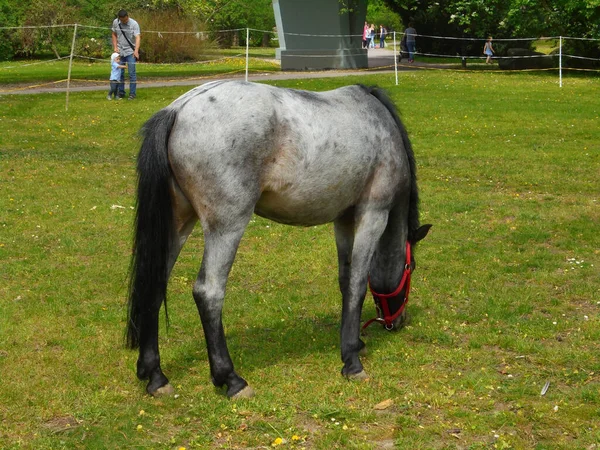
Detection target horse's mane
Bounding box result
[361,85,420,238]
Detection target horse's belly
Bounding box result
[254,189,354,226]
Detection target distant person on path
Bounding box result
[483,36,495,64]
[112,9,140,100]
[379,25,387,48]
[369,24,376,48]
[404,22,417,63]
[362,21,369,49]
[107,52,126,100]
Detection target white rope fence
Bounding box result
[1,24,599,109]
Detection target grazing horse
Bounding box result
[127,80,431,398]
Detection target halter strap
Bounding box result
[363,241,412,331]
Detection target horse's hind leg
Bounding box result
[192,220,253,399]
[137,183,197,396]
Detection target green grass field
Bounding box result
[1,70,599,449]
[0,47,280,87]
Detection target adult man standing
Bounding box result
[112,9,140,99]
[404,22,417,63]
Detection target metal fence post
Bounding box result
[559,36,563,88]
[245,28,250,82]
[393,31,398,86]
[65,23,78,111]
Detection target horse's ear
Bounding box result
[412,224,432,243]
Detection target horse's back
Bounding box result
[168,81,410,226]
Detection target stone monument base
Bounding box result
[278,49,368,70]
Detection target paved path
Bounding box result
[2,48,422,95]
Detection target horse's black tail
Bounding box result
[366,86,420,236]
[127,108,178,349]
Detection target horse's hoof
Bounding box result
[149,383,175,397]
[347,370,369,381]
[231,385,255,399]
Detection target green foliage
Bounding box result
[196,0,276,48]
[65,0,123,25]
[75,34,110,61]
[506,0,600,38]
[5,0,77,58]
[0,0,276,60]
[380,0,600,57]
[142,0,275,33]
[509,0,600,63]
[131,1,276,48]
[0,0,24,60]
[366,0,402,34]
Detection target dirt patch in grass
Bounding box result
[43,415,81,434]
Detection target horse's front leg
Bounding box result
[339,210,388,379]
[193,226,254,399]
[335,215,366,359]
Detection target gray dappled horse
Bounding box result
[127,80,431,399]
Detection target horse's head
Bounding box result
[365,224,432,331]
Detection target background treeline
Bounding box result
[0,0,276,61]
[1,0,599,64]
[375,0,600,63]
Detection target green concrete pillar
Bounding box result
[273,0,368,70]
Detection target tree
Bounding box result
[17,0,79,58]
[379,0,600,39]
[366,0,402,35]
[0,0,26,59]
[132,0,275,47]
[379,0,600,57]
[136,0,274,31]
[377,0,515,56]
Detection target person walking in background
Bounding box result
[107,52,126,100]
[362,21,369,49]
[398,33,408,62]
[379,25,387,48]
[404,22,417,63]
[483,36,495,64]
[112,9,141,100]
[369,24,376,48]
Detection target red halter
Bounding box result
[362,241,412,331]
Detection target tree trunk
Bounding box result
[262,32,270,47]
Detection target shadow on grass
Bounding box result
[156,303,414,396]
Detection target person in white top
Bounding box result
[112,9,141,99]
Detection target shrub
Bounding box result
[76,36,109,61]
[561,39,600,69]
[17,0,77,59]
[498,48,557,70]
[130,9,214,63]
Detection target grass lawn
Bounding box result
[0,47,279,86]
[0,70,599,449]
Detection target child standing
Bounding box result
[107,52,126,100]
